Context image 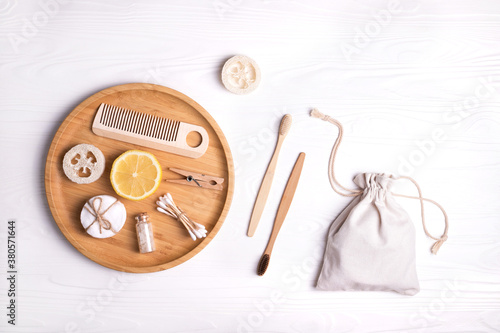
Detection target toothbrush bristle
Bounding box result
[257,254,270,276]
[279,114,292,136]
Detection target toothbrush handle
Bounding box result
[264,152,305,254]
[247,135,285,237]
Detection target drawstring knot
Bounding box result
[431,235,448,254]
[310,108,330,121]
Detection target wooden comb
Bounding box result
[92,103,209,158]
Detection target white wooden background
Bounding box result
[1,0,500,332]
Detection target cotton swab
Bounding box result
[156,193,207,241]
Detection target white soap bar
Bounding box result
[80,195,126,238]
[221,55,261,94]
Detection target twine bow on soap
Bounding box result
[84,197,119,234]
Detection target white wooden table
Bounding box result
[1,1,499,332]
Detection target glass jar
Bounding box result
[135,213,155,253]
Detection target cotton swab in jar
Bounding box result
[156,193,207,241]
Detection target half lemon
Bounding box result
[110,150,162,201]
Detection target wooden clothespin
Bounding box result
[166,168,224,191]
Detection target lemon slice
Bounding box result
[110,150,162,201]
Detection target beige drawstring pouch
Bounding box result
[311,109,449,296]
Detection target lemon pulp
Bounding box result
[110,150,162,201]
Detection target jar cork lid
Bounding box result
[135,212,150,224]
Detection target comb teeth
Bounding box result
[99,103,180,141]
[92,103,210,158]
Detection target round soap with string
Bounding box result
[80,195,126,238]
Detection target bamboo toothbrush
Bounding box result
[257,152,305,276]
[247,114,292,237]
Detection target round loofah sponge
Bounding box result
[63,143,105,184]
[221,55,261,95]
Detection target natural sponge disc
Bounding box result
[221,55,261,94]
[63,143,105,184]
[80,195,126,239]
